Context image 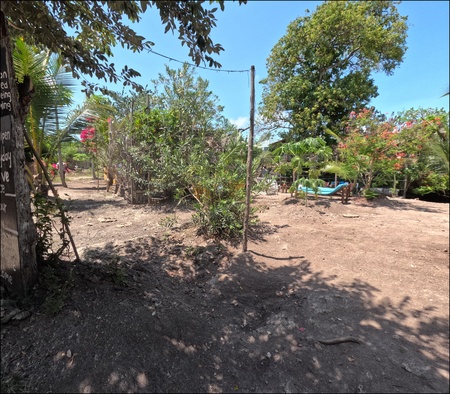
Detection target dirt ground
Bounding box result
[1,173,449,393]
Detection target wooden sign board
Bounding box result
[1,14,37,295]
[1,45,23,294]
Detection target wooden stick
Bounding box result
[243,65,255,252]
[318,336,362,345]
[23,129,80,262]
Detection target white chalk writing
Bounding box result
[0,147,11,168]
[1,270,13,284]
[1,130,10,142]
[1,170,9,182]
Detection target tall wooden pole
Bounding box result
[243,66,255,252]
[130,99,134,203]
[23,130,80,262]
[1,10,38,294]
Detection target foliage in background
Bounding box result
[77,95,117,178]
[290,177,326,206]
[337,108,401,191]
[401,108,449,196]
[60,141,90,167]
[119,64,239,196]
[112,65,249,239]
[273,137,333,182]
[336,107,449,196]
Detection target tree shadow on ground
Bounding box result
[61,198,126,213]
[348,197,445,213]
[60,197,195,215]
[285,195,446,214]
[2,236,447,393]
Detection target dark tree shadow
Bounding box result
[2,236,448,393]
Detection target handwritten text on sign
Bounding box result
[0,70,12,115]
[1,45,20,290]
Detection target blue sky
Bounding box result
[73,1,450,132]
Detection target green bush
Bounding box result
[193,199,245,239]
[362,188,379,200]
[32,192,71,263]
[412,173,449,196]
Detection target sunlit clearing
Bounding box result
[360,319,382,330]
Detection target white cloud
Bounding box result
[230,116,249,129]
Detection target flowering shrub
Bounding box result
[80,127,95,142]
[338,107,446,194]
[80,127,97,153]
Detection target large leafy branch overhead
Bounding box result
[1,0,246,95]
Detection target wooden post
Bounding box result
[0,11,38,295]
[23,130,80,262]
[403,166,408,198]
[130,99,134,203]
[56,106,67,187]
[243,66,255,252]
[393,172,397,197]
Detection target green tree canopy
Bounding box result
[1,1,246,95]
[122,64,241,197]
[260,0,408,142]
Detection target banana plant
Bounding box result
[273,137,333,182]
[290,177,326,206]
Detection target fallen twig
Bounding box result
[318,336,362,345]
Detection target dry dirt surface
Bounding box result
[1,175,449,393]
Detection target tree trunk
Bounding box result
[403,170,408,198]
[55,106,67,187]
[0,11,38,295]
[57,142,67,187]
[242,66,255,252]
[91,157,96,179]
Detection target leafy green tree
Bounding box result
[116,65,248,239]
[337,108,399,191]
[260,0,408,141]
[2,0,247,96]
[123,64,237,197]
[336,107,447,196]
[152,64,226,144]
[398,108,449,197]
[76,95,117,180]
[60,141,88,167]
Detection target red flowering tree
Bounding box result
[80,118,99,179]
[80,126,96,152]
[338,108,401,191]
[338,107,443,195]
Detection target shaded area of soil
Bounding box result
[1,175,449,393]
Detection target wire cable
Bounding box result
[147,49,249,73]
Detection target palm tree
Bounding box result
[13,38,51,172]
[13,38,78,188]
